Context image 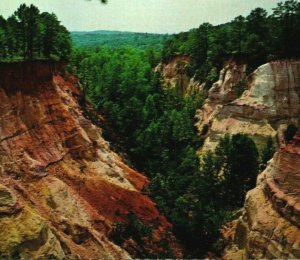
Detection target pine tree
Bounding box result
[0,4,71,62]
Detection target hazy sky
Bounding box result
[0,0,283,34]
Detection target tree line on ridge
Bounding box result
[0,4,71,61]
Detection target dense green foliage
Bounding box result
[162,0,300,83]
[179,134,260,255]
[0,4,71,61]
[71,30,170,50]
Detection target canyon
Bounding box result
[2,57,300,259]
[0,62,181,259]
[1,1,300,258]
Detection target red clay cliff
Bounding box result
[0,61,181,259]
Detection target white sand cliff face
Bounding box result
[197,60,300,152]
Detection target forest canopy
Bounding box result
[0,4,71,61]
[71,30,170,50]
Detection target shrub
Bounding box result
[110,211,153,245]
[285,124,297,142]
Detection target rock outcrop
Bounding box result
[155,55,205,95]
[224,130,300,259]
[197,60,300,152]
[0,61,181,259]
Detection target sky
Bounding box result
[0,0,283,34]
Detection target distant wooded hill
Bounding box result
[71,30,171,49]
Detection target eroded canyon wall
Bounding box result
[197,60,300,152]
[0,62,181,259]
[225,130,300,259]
